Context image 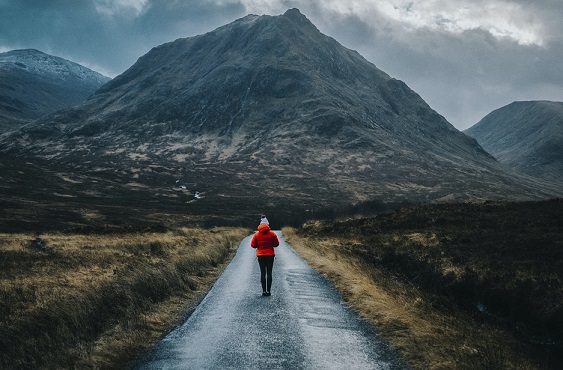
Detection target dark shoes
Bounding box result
[262,292,271,296]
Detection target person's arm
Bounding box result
[251,234,258,248]
[272,233,279,248]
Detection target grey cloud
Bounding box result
[302,5,563,129]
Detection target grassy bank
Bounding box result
[284,199,562,370]
[0,227,249,369]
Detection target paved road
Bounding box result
[131,231,407,370]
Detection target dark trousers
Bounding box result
[257,256,275,293]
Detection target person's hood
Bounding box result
[258,223,271,233]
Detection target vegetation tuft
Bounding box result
[285,198,563,369]
[0,227,249,369]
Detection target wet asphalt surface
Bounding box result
[131,231,408,370]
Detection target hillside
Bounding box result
[465,101,563,183]
[1,10,560,229]
[0,49,110,130]
[287,199,563,369]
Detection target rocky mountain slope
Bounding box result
[465,101,563,184]
[0,49,110,130]
[1,9,560,223]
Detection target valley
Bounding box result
[1,199,561,369]
[0,7,562,370]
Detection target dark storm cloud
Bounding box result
[1,1,112,72]
[1,0,562,130]
[0,0,246,76]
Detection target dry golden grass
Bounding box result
[0,227,249,369]
[283,227,539,370]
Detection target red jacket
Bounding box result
[251,224,279,257]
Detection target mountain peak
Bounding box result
[3,12,559,207]
[283,8,309,22]
[465,100,563,183]
[0,49,110,128]
[0,48,109,83]
[2,48,44,57]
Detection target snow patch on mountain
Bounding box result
[0,49,109,85]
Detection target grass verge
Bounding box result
[283,199,562,370]
[0,227,249,369]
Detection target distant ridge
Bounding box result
[465,101,563,184]
[0,49,110,130]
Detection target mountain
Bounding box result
[0,9,560,226]
[465,101,563,184]
[0,49,110,130]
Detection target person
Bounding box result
[251,220,279,296]
[259,214,269,225]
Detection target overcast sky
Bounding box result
[1,0,562,130]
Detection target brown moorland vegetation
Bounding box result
[284,198,562,370]
[0,227,249,369]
